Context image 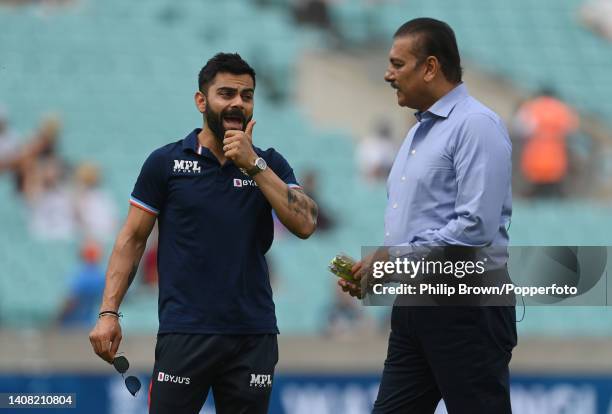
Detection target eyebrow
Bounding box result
[216,86,255,94]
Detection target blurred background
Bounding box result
[2,0,612,412]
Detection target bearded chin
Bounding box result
[204,109,250,142]
[204,110,225,143]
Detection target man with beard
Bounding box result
[89,53,318,413]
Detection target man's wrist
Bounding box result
[244,156,267,177]
[98,310,122,319]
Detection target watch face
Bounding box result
[255,157,267,170]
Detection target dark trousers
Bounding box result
[373,307,517,414]
[149,334,278,414]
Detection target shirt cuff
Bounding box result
[129,196,159,216]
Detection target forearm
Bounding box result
[253,168,318,239]
[99,229,147,312]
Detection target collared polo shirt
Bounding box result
[130,128,300,334]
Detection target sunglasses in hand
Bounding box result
[112,355,142,396]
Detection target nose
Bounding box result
[384,68,394,83]
[229,95,245,110]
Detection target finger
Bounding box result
[224,130,242,139]
[339,281,355,293]
[223,136,240,145]
[351,260,363,275]
[109,334,122,360]
[355,262,371,281]
[98,337,115,363]
[346,285,361,298]
[245,120,256,137]
[92,336,105,359]
[225,149,238,159]
[343,280,358,291]
[89,334,101,356]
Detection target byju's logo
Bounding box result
[233,178,258,188]
[249,374,272,388]
[157,371,191,385]
[173,159,201,174]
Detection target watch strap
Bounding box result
[246,165,262,177]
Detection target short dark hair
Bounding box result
[394,18,462,83]
[198,53,256,93]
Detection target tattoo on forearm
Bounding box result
[287,187,318,225]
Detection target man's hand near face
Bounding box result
[222,119,256,169]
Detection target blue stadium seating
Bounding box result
[2,0,612,337]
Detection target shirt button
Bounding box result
[401,176,406,181]
[411,149,416,155]
[392,203,398,209]
[385,232,390,237]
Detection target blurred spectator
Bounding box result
[74,162,118,241]
[23,155,75,240]
[291,0,342,45]
[15,114,60,194]
[0,106,19,172]
[580,0,612,40]
[356,120,396,183]
[513,89,579,198]
[302,170,335,232]
[19,115,76,240]
[57,240,105,329]
[0,111,60,195]
[292,0,333,29]
[325,284,374,338]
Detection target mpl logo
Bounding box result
[249,374,272,388]
[233,178,258,188]
[173,159,201,174]
[157,371,191,385]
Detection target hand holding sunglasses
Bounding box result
[112,355,142,397]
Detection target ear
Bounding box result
[423,56,439,83]
[194,91,207,113]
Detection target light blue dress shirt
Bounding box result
[384,83,512,266]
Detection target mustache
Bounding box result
[221,108,246,122]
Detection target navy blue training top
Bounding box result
[130,128,300,334]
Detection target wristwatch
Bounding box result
[244,157,267,177]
